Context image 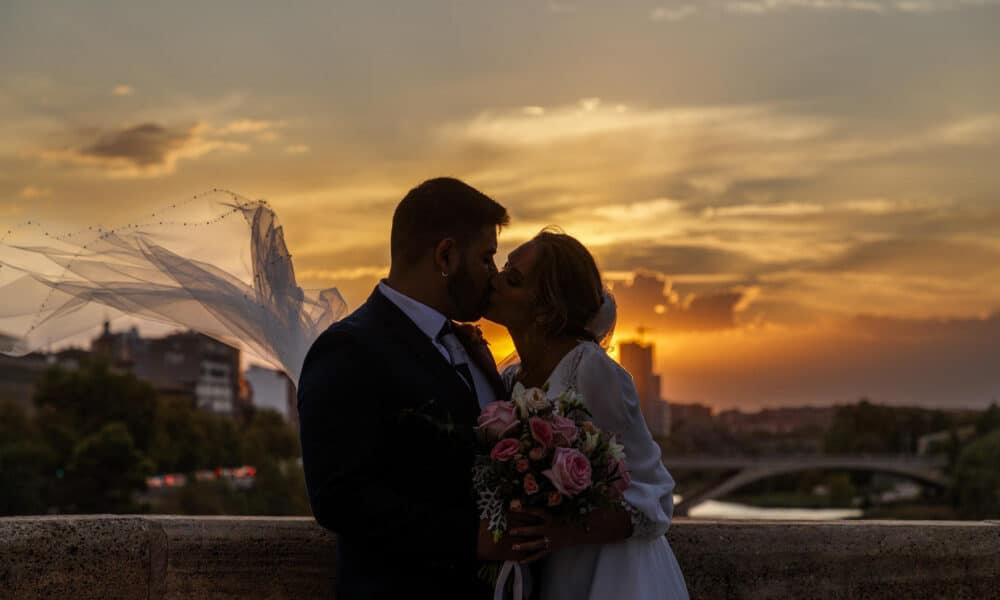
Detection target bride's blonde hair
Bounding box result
[530,228,604,342]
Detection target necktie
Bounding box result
[436,322,477,400]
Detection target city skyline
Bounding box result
[2,2,999,410]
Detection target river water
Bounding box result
[686,499,863,520]
[676,480,924,519]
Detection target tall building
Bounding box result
[618,341,671,437]
[619,341,655,414]
[647,374,671,436]
[93,322,250,417]
[244,365,298,427]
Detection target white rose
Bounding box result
[525,387,550,412]
[511,382,530,418]
[607,438,626,461]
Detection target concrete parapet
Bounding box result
[0,515,156,599]
[0,516,336,599]
[1,516,997,599]
[674,520,1000,599]
[150,516,336,599]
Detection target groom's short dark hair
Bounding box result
[391,177,509,267]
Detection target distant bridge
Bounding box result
[665,455,951,516]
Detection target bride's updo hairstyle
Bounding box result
[530,228,604,342]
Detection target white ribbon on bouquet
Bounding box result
[493,560,524,600]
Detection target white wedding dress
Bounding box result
[503,341,689,600]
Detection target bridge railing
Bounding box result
[1,516,998,599]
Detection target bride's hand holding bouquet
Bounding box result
[474,382,632,560]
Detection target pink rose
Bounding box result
[529,447,546,462]
[551,414,578,446]
[530,417,554,448]
[478,401,519,440]
[610,458,631,496]
[543,447,592,497]
[523,474,539,495]
[515,458,530,473]
[490,438,520,462]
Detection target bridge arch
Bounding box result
[672,458,950,516]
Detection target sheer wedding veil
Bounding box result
[0,190,345,382]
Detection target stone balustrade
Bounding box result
[1,516,998,599]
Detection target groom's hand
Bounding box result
[507,507,563,563]
[476,519,547,563]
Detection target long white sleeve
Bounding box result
[574,343,675,539]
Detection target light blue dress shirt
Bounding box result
[377,280,497,408]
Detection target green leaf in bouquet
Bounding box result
[557,391,592,421]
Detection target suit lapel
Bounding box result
[366,289,480,420]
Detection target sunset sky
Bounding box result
[1,1,999,410]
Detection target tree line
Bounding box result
[0,359,309,516]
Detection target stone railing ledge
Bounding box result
[1,516,998,599]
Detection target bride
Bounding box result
[483,229,689,600]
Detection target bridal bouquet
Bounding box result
[473,382,631,541]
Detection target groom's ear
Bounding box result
[434,237,458,275]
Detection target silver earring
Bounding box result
[441,271,449,278]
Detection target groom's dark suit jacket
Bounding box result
[297,287,504,599]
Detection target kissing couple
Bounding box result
[297,178,689,599]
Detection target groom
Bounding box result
[298,178,537,599]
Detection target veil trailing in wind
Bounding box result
[0,189,345,382]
